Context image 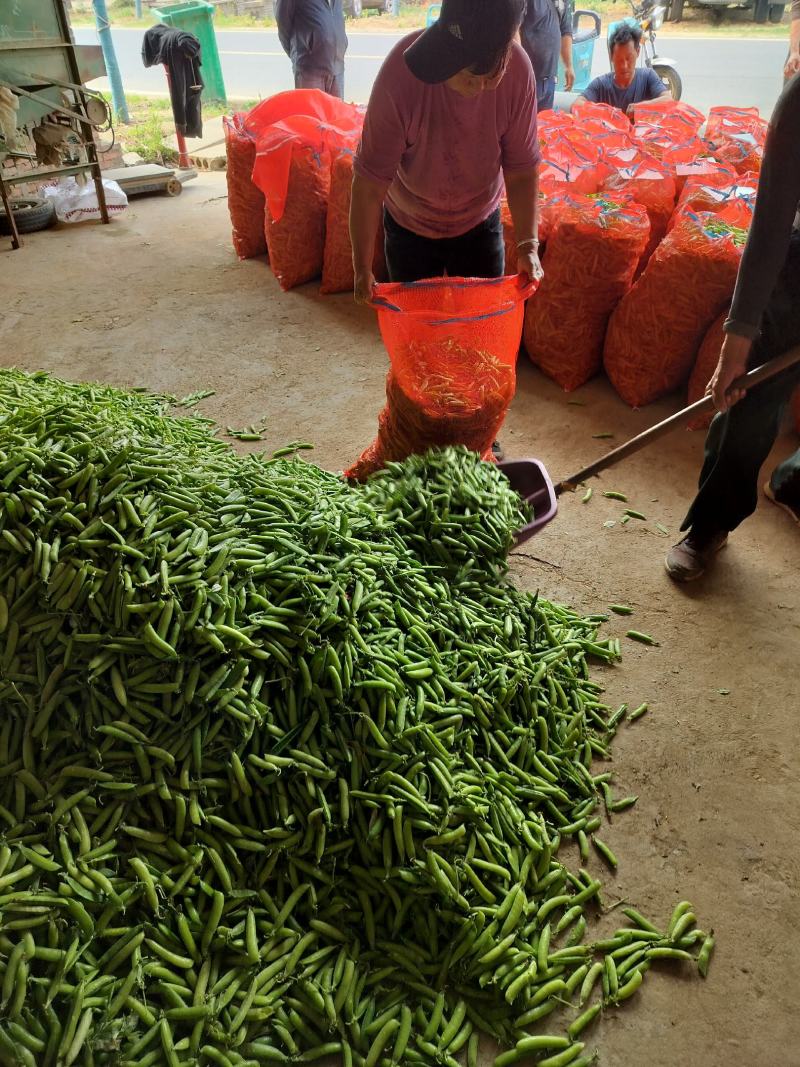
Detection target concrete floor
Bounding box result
[2,172,799,1066]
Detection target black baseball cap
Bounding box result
[404,0,525,85]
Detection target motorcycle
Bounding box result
[624,0,682,99]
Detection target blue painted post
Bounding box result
[136,0,143,15]
[92,0,131,123]
[391,0,399,13]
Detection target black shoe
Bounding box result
[665,529,728,583]
[492,440,505,461]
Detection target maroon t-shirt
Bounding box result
[355,33,540,239]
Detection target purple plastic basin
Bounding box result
[497,458,558,546]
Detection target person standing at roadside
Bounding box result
[784,0,800,81]
[520,0,575,112]
[275,0,348,99]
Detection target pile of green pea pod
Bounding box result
[0,371,713,1067]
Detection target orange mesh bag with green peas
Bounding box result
[523,194,650,392]
[686,312,727,430]
[604,207,748,407]
[345,276,536,481]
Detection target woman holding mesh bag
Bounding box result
[348,0,542,465]
[348,0,543,299]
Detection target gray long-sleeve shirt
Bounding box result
[725,74,800,339]
[275,0,347,75]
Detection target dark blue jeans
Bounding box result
[683,232,800,535]
[383,208,505,284]
[536,75,557,112]
[294,66,344,99]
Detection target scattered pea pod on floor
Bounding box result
[0,370,712,1067]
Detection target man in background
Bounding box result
[520,0,574,112]
[275,0,348,99]
[581,22,669,115]
[783,0,800,81]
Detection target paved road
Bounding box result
[75,25,788,116]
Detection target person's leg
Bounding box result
[767,446,800,522]
[442,209,505,279]
[294,68,327,90]
[667,233,800,579]
[383,209,447,283]
[536,76,556,112]
[328,69,345,100]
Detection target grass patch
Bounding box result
[108,92,258,163]
[70,0,791,36]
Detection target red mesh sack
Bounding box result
[600,152,676,266]
[687,312,726,429]
[632,98,705,137]
[251,95,365,291]
[670,175,757,233]
[321,151,386,295]
[524,194,650,392]
[704,106,768,176]
[672,157,737,194]
[260,141,331,291]
[224,113,267,260]
[346,276,536,480]
[539,141,606,196]
[571,98,632,134]
[604,208,747,407]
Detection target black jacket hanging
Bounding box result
[142,24,204,139]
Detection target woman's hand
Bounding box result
[354,269,377,306]
[706,333,752,413]
[784,50,800,79]
[517,246,543,283]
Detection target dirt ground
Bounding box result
[3,173,799,1066]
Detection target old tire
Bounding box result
[769,3,785,20]
[754,0,769,22]
[0,197,56,236]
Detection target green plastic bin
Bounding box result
[151,1,227,104]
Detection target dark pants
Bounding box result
[536,75,557,112]
[682,232,800,536]
[383,208,505,284]
[294,66,344,99]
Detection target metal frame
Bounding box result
[0,0,109,250]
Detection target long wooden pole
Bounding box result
[555,346,800,495]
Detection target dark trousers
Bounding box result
[536,75,557,112]
[683,232,800,536]
[294,66,344,99]
[383,207,505,284]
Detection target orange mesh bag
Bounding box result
[524,194,650,392]
[346,276,536,480]
[672,157,736,195]
[251,97,365,291]
[261,141,331,291]
[600,152,676,266]
[670,175,757,232]
[604,208,747,407]
[321,151,387,295]
[686,312,726,430]
[224,113,267,260]
[705,106,768,176]
[539,141,606,196]
[632,98,705,137]
[571,97,632,134]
